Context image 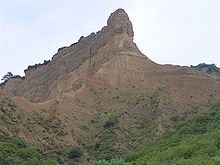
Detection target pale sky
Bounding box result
[0,0,219,80]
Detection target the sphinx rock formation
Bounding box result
[4,9,143,102]
[1,8,220,163]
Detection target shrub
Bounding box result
[16,148,40,161]
[20,157,41,165]
[43,159,60,165]
[93,158,127,165]
[93,159,109,165]
[103,117,118,129]
[190,115,211,134]
[68,146,81,159]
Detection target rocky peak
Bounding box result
[4,9,139,102]
[52,9,135,61]
[107,8,134,39]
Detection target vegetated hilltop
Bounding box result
[1,8,220,164]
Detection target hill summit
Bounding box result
[107,8,134,38]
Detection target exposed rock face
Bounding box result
[4,8,139,102]
[3,8,220,109]
[2,8,220,126]
[107,8,134,38]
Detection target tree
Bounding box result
[1,72,13,82]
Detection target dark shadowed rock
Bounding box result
[190,63,220,76]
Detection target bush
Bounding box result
[43,159,60,165]
[0,136,25,165]
[68,146,81,159]
[16,148,40,161]
[190,115,211,134]
[20,157,41,165]
[93,158,127,165]
[103,117,118,128]
[93,159,109,165]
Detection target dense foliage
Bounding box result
[0,136,65,165]
[126,102,220,164]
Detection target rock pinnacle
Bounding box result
[107,8,134,39]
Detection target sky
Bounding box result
[0,0,219,80]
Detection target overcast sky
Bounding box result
[0,0,219,79]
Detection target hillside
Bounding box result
[1,102,220,164]
[126,102,220,165]
[1,8,220,164]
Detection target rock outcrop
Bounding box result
[4,8,141,102]
[190,63,220,76]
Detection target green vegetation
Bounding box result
[149,85,163,109]
[86,112,119,161]
[43,159,60,165]
[2,82,220,165]
[126,102,220,164]
[93,158,127,165]
[67,146,81,159]
[103,116,118,129]
[0,136,67,164]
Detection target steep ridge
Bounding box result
[1,8,220,163]
[4,8,140,103]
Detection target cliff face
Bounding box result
[3,7,220,133]
[4,9,142,102]
[2,8,220,163]
[3,7,220,132]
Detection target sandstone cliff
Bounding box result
[4,9,141,102]
[1,8,220,163]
